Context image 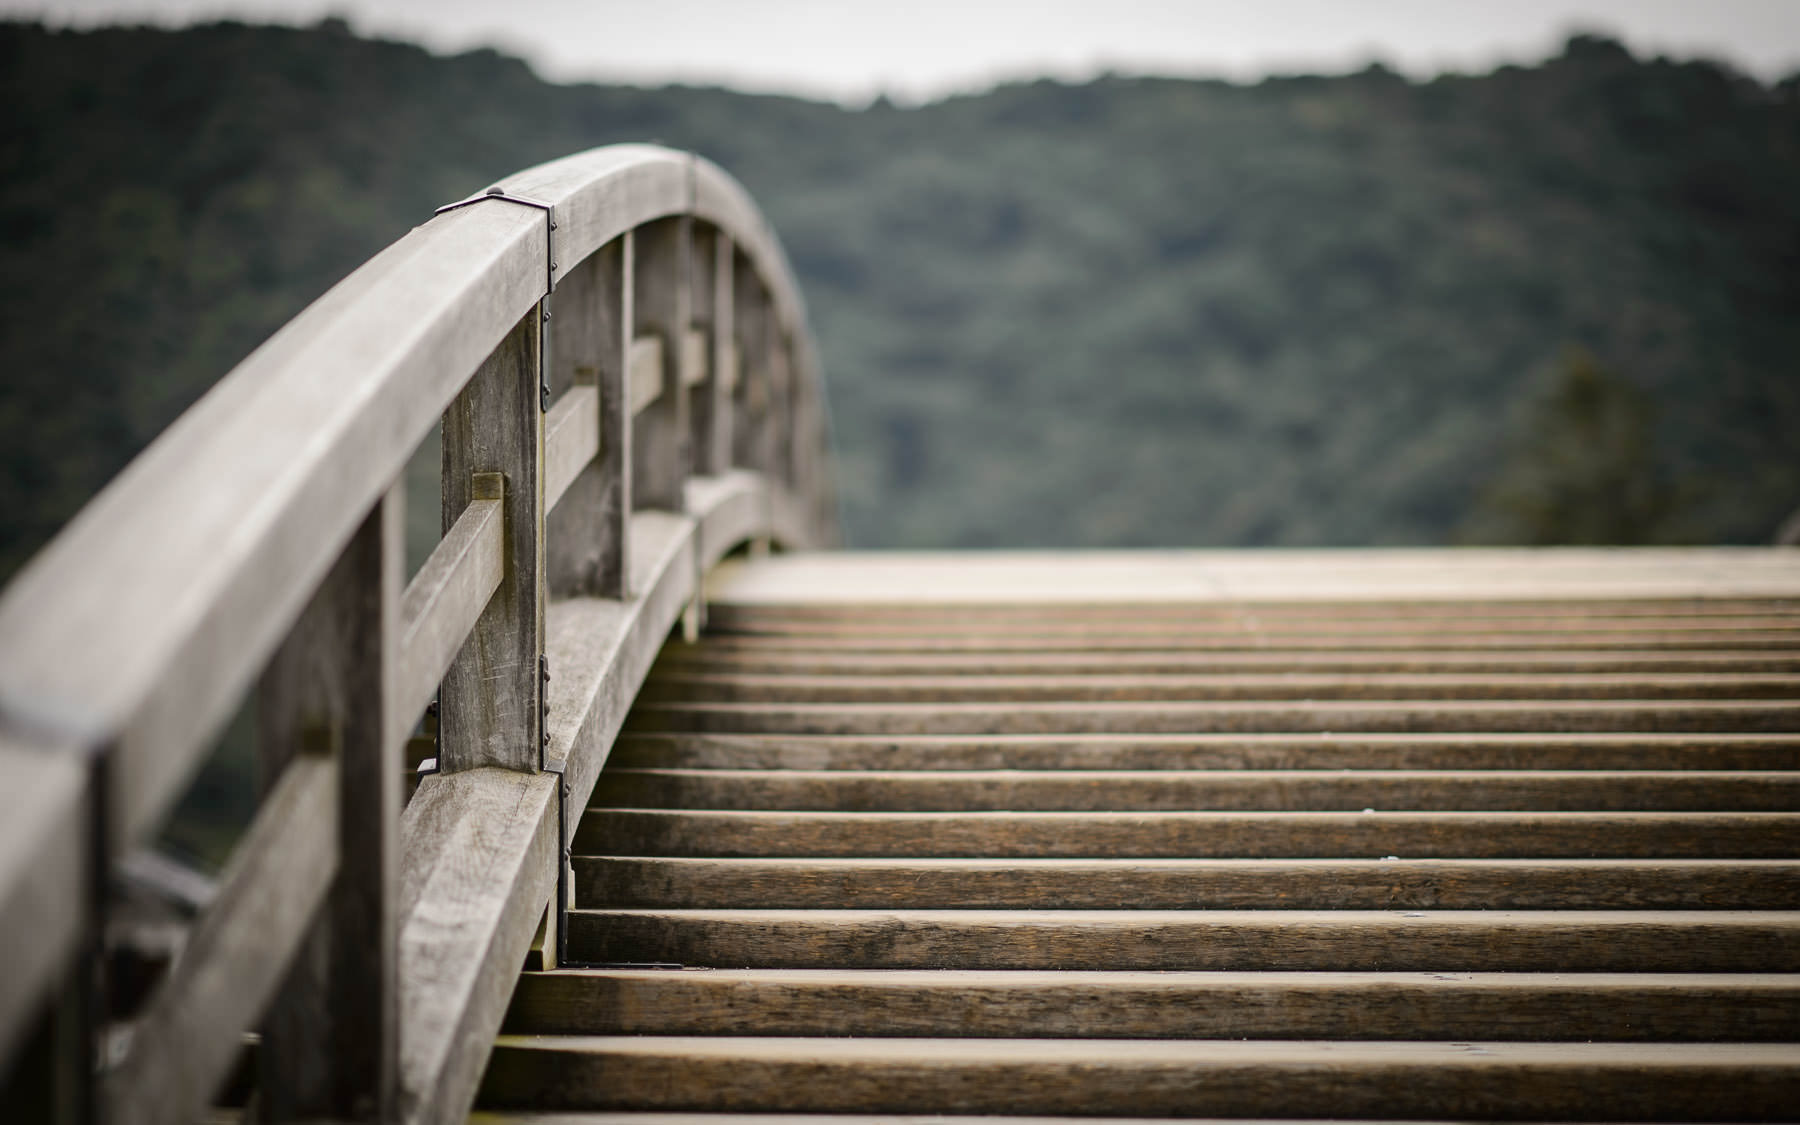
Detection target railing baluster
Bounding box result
[255,485,401,1121]
[598,232,635,599]
[632,217,692,512]
[549,236,632,600]
[440,311,546,774]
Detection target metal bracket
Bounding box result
[537,654,573,967]
[434,186,559,411]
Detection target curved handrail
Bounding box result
[0,144,834,1122]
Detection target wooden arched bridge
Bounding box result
[1,145,1797,1123]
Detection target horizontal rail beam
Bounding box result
[395,481,505,746]
[544,386,600,514]
[628,336,663,416]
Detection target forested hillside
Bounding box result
[5,19,1799,577]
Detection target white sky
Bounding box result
[9,0,1800,103]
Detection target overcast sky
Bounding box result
[9,0,1800,103]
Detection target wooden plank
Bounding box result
[693,231,734,475]
[705,596,1800,624]
[652,645,1800,676]
[590,767,1800,813]
[395,482,503,744]
[566,908,1800,972]
[671,629,1800,653]
[549,236,632,600]
[730,260,768,473]
[256,489,400,1120]
[575,856,1800,910]
[0,737,89,1069]
[397,766,560,1125]
[680,327,708,389]
[640,670,1800,703]
[702,548,1800,606]
[103,753,338,1125]
[627,337,664,417]
[574,808,1800,859]
[543,386,599,515]
[441,311,545,773]
[632,218,691,510]
[500,968,1800,1041]
[608,731,1800,772]
[622,698,1800,736]
[476,1036,1800,1118]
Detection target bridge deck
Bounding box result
[473,548,1800,1122]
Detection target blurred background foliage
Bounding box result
[4,20,1799,581]
[5,19,1799,865]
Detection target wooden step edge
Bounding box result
[571,855,1800,910]
[572,807,1800,859]
[476,1036,1800,1118]
[565,908,1800,972]
[500,967,1800,1041]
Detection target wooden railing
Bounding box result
[0,144,835,1123]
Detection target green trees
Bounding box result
[1459,349,1682,545]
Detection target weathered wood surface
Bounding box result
[567,908,1800,971]
[0,141,832,1120]
[488,568,1800,1120]
[478,1036,1800,1118]
[440,312,545,774]
[253,491,400,1120]
[625,698,1800,734]
[575,808,1800,858]
[543,385,600,514]
[631,219,689,510]
[503,968,1800,1041]
[576,856,1800,910]
[627,336,663,417]
[395,477,503,744]
[654,644,1800,674]
[590,767,1800,811]
[609,730,1800,771]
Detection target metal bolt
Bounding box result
[562,783,571,798]
[541,731,550,746]
[542,309,551,321]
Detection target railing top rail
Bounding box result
[0,143,817,852]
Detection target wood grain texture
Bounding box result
[675,630,1800,654]
[500,968,1800,1041]
[623,698,1800,736]
[653,645,1800,676]
[589,767,1800,812]
[574,808,1800,858]
[567,908,1800,972]
[396,483,502,744]
[397,766,559,1125]
[441,312,545,773]
[574,856,1800,910]
[640,670,1800,703]
[607,730,1800,771]
[476,1036,1800,1118]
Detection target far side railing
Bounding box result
[0,144,835,1124]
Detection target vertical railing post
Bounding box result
[598,233,634,598]
[439,311,546,773]
[632,217,692,512]
[548,237,630,600]
[255,486,401,1121]
[691,226,736,477]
